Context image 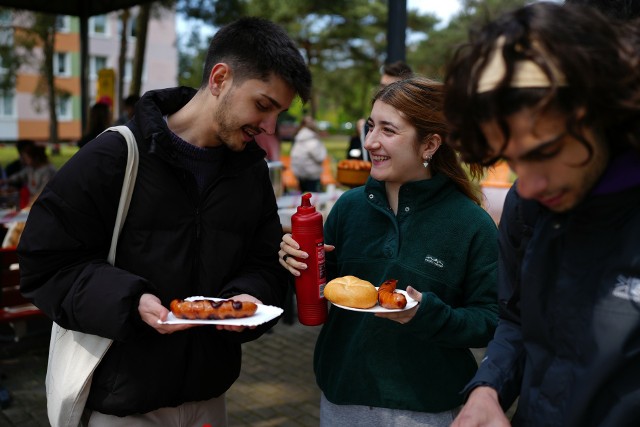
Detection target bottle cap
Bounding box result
[297,192,316,213]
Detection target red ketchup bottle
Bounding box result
[291,193,328,326]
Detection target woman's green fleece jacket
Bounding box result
[314,173,499,412]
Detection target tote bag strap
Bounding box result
[104,125,139,265]
[46,126,140,427]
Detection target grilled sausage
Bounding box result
[170,299,258,320]
[377,279,407,310]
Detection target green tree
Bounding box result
[7,11,67,144]
[117,8,131,108]
[35,14,60,144]
[177,0,245,24]
[178,0,433,124]
[127,1,175,98]
[177,24,209,88]
[410,0,530,80]
[128,3,150,97]
[176,0,536,127]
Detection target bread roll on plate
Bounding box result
[324,275,378,309]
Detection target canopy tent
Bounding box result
[0,0,155,130]
[0,0,154,16]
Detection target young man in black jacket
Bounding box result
[444,3,640,427]
[18,17,311,426]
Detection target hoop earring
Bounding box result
[422,155,432,169]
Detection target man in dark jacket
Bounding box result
[443,3,640,427]
[17,17,311,426]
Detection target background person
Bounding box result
[18,16,311,427]
[2,143,56,207]
[255,124,281,162]
[77,101,112,148]
[4,139,35,190]
[290,115,327,193]
[346,118,366,159]
[444,3,640,426]
[379,60,414,88]
[2,139,36,208]
[114,94,140,125]
[280,76,498,427]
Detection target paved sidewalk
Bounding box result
[227,322,322,426]
[0,318,323,427]
[0,317,494,427]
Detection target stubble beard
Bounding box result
[213,89,245,152]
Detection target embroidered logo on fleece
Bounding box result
[612,274,640,303]
[424,255,444,268]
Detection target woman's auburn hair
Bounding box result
[374,76,484,205]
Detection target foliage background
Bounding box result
[177,0,531,128]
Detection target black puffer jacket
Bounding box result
[18,87,289,416]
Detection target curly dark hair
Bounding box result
[443,2,640,165]
[565,0,640,20]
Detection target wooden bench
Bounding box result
[0,247,44,341]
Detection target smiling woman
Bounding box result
[278,76,498,427]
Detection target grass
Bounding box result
[0,143,79,171]
[0,135,351,174]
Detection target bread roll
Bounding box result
[324,275,378,309]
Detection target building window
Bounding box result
[0,91,15,118]
[124,59,132,81]
[90,15,108,36]
[53,52,70,77]
[124,59,146,83]
[129,15,137,39]
[55,15,70,33]
[116,13,137,40]
[56,95,72,120]
[0,10,13,46]
[0,10,10,24]
[90,55,108,79]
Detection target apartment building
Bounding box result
[0,6,178,142]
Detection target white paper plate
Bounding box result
[160,296,283,326]
[330,289,418,313]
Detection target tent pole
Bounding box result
[79,10,89,132]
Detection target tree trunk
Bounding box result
[42,15,58,144]
[117,9,130,118]
[129,4,150,97]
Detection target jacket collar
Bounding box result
[132,87,266,172]
[364,173,453,210]
[591,149,640,196]
[134,86,196,150]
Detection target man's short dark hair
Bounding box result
[200,17,312,103]
[382,61,413,79]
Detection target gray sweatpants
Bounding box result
[320,393,459,427]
